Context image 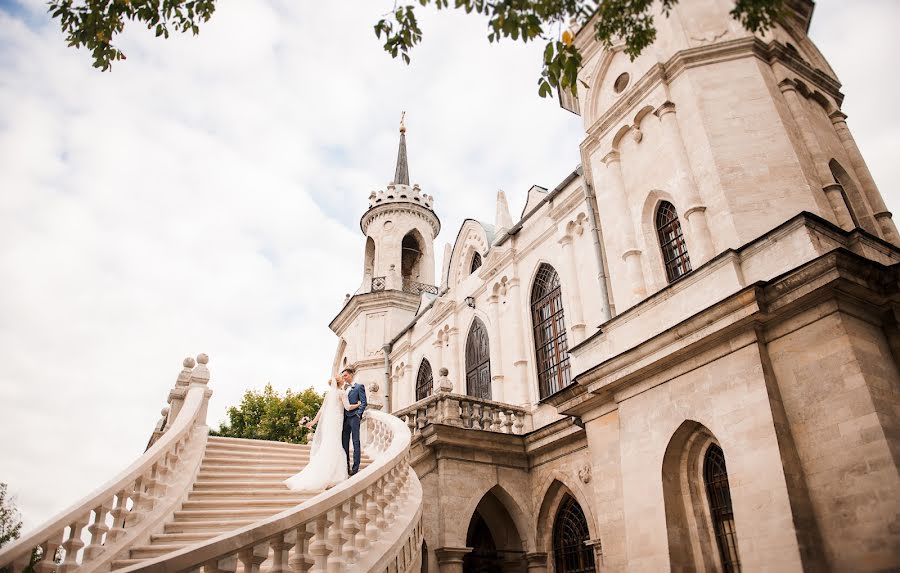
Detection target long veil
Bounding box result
[284,386,347,492]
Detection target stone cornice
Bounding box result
[328,290,420,334]
[583,37,844,149]
[360,201,441,237]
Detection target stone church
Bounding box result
[2,1,898,572]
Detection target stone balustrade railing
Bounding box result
[0,355,214,573]
[395,392,531,438]
[115,408,423,573]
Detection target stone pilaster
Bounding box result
[435,547,472,573]
[602,151,647,304]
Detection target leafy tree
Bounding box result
[0,483,23,550]
[48,0,782,97]
[210,383,323,444]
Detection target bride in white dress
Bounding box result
[283,377,360,492]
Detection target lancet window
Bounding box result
[470,251,482,274]
[465,318,491,400]
[531,264,571,399]
[656,201,692,283]
[553,494,595,573]
[415,359,433,401]
[704,444,741,573]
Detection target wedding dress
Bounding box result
[283,386,349,492]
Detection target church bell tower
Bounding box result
[329,116,441,407]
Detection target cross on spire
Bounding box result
[393,112,410,186]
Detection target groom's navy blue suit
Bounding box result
[342,382,367,475]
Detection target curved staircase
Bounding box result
[0,355,422,573]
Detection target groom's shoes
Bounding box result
[349,469,358,477]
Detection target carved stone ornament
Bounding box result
[578,464,592,484]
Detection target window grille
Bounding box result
[704,444,741,573]
[415,359,433,401]
[531,264,571,399]
[553,494,596,573]
[656,201,692,283]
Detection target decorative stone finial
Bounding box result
[176,356,195,387]
[197,353,209,365]
[190,353,210,385]
[183,357,195,368]
[436,368,453,393]
[400,111,406,133]
[161,406,170,417]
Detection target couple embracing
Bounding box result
[283,366,368,492]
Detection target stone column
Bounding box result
[823,183,854,230]
[656,102,714,264]
[558,233,587,344]
[448,326,462,394]
[433,334,444,384]
[488,293,505,402]
[602,151,647,304]
[830,110,900,243]
[524,552,549,573]
[779,81,854,230]
[436,547,472,573]
[507,273,532,405]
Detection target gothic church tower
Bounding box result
[329,118,440,407]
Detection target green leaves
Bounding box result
[0,483,23,550]
[210,383,324,444]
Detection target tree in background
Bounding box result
[0,483,23,550]
[211,384,323,444]
[47,0,782,97]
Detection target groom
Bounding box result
[340,366,367,476]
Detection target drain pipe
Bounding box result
[583,179,613,323]
[382,343,392,413]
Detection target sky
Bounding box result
[1,0,898,533]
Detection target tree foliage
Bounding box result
[210,383,323,444]
[48,0,782,97]
[0,483,23,550]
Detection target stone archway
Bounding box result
[463,487,527,573]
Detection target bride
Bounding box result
[283,376,360,492]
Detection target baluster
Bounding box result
[127,477,145,524]
[425,400,437,425]
[356,490,373,552]
[490,407,501,432]
[33,540,60,573]
[459,398,472,428]
[503,409,514,434]
[147,461,163,500]
[382,469,397,528]
[107,488,129,542]
[269,533,295,573]
[405,414,416,436]
[288,524,314,573]
[514,411,525,434]
[375,477,388,533]
[58,520,86,573]
[342,495,361,564]
[237,544,268,573]
[415,407,427,432]
[83,502,110,560]
[473,403,484,429]
[203,555,237,573]
[327,505,347,572]
[309,513,332,573]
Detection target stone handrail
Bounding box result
[395,392,531,437]
[114,408,423,573]
[0,355,213,573]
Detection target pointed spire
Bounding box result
[393,112,410,186]
[495,189,513,235]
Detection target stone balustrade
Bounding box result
[0,355,214,573]
[114,409,423,573]
[395,392,531,438]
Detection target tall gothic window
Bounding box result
[656,201,692,283]
[470,251,482,274]
[465,318,491,400]
[531,264,571,399]
[415,359,433,401]
[704,444,741,573]
[553,494,595,573]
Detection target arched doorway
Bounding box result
[553,494,596,573]
[463,488,526,573]
[465,318,491,400]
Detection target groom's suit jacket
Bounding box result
[345,383,367,418]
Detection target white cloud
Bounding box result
[0,0,896,534]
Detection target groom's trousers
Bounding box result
[342,415,361,474]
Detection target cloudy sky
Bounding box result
[1,0,898,532]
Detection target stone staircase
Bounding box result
[111,435,369,570]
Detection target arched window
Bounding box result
[401,231,424,282]
[531,264,571,399]
[553,494,595,573]
[656,201,692,283]
[415,359,433,401]
[465,318,491,400]
[470,251,482,274]
[704,444,741,573]
[829,159,861,228]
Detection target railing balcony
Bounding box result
[395,392,530,439]
[401,279,438,296]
